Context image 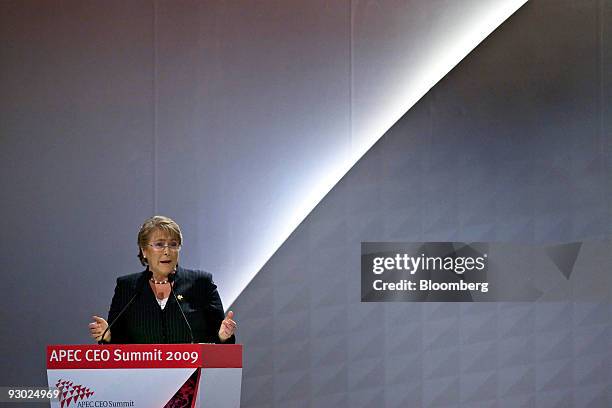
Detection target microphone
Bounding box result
[98,283,144,345]
[168,273,195,344]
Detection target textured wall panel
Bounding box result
[232,1,611,406]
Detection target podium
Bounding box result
[47,344,242,408]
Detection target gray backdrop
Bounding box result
[1,0,611,407]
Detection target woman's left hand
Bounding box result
[218,310,237,342]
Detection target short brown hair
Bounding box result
[137,215,183,265]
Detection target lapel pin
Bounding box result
[177,295,184,301]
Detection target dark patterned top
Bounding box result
[107,266,235,344]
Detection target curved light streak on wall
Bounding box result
[350,0,529,163]
[225,0,529,307]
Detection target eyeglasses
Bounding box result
[147,241,182,251]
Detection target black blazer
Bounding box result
[107,266,234,344]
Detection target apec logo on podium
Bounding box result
[55,379,94,408]
[55,378,134,408]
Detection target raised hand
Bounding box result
[89,315,111,343]
[218,310,237,342]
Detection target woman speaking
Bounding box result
[89,216,236,344]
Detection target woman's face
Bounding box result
[141,229,180,278]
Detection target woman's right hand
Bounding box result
[89,315,111,343]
